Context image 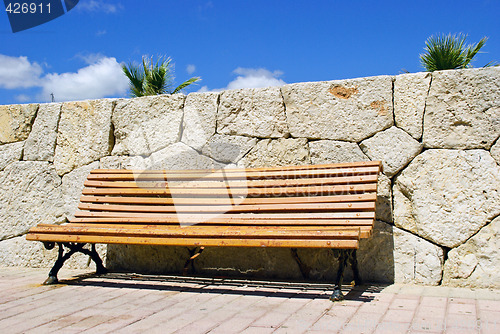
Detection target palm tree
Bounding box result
[122,56,200,97]
[420,33,490,71]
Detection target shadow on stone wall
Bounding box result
[105,220,395,284]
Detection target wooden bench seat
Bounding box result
[26,161,382,301]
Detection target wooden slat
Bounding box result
[73,211,376,220]
[91,161,382,174]
[79,193,377,206]
[26,233,359,249]
[78,201,375,213]
[81,183,377,197]
[86,166,380,181]
[60,223,373,239]
[69,217,375,226]
[83,174,379,189]
[28,224,360,239]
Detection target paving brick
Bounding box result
[309,314,349,332]
[411,316,446,333]
[420,296,448,308]
[382,309,415,323]
[240,326,275,334]
[390,297,420,311]
[448,302,477,316]
[416,306,447,319]
[373,321,411,334]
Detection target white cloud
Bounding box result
[15,94,31,102]
[199,67,286,92]
[77,0,122,13]
[40,57,128,102]
[0,55,43,89]
[227,68,286,90]
[0,53,129,103]
[186,64,196,75]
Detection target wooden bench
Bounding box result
[26,161,382,301]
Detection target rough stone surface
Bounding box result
[147,142,225,170]
[238,138,310,168]
[309,140,369,164]
[393,227,444,285]
[281,76,394,141]
[106,245,187,273]
[491,139,500,165]
[0,103,38,144]
[443,216,500,289]
[360,126,423,177]
[181,92,219,151]
[0,141,24,171]
[394,72,432,140]
[112,94,185,156]
[357,220,395,283]
[393,149,500,248]
[217,87,289,138]
[62,161,100,221]
[23,103,61,162]
[0,235,107,269]
[423,67,500,149]
[0,161,64,240]
[201,134,257,163]
[376,174,393,223]
[100,155,148,170]
[196,248,303,280]
[54,99,114,175]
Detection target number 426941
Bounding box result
[5,2,51,14]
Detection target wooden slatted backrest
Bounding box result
[73,161,382,239]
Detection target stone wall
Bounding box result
[1,67,499,288]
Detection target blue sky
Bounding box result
[0,0,499,105]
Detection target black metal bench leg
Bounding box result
[42,242,107,285]
[80,244,108,276]
[350,249,363,286]
[331,250,348,301]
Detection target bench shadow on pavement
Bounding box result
[61,272,386,302]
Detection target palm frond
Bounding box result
[420,33,490,72]
[172,77,201,94]
[122,62,145,97]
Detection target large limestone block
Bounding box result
[0,235,107,269]
[238,138,310,168]
[394,72,432,140]
[54,99,114,175]
[62,161,100,221]
[181,92,219,151]
[281,76,394,142]
[112,94,185,156]
[309,140,369,164]
[491,139,500,165]
[217,87,289,138]
[394,227,444,285]
[360,126,423,177]
[23,103,62,162]
[0,103,38,144]
[423,67,500,149]
[443,216,500,289]
[0,141,24,171]
[393,149,500,248]
[0,161,64,240]
[201,134,257,163]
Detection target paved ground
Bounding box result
[0,267,499,334]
